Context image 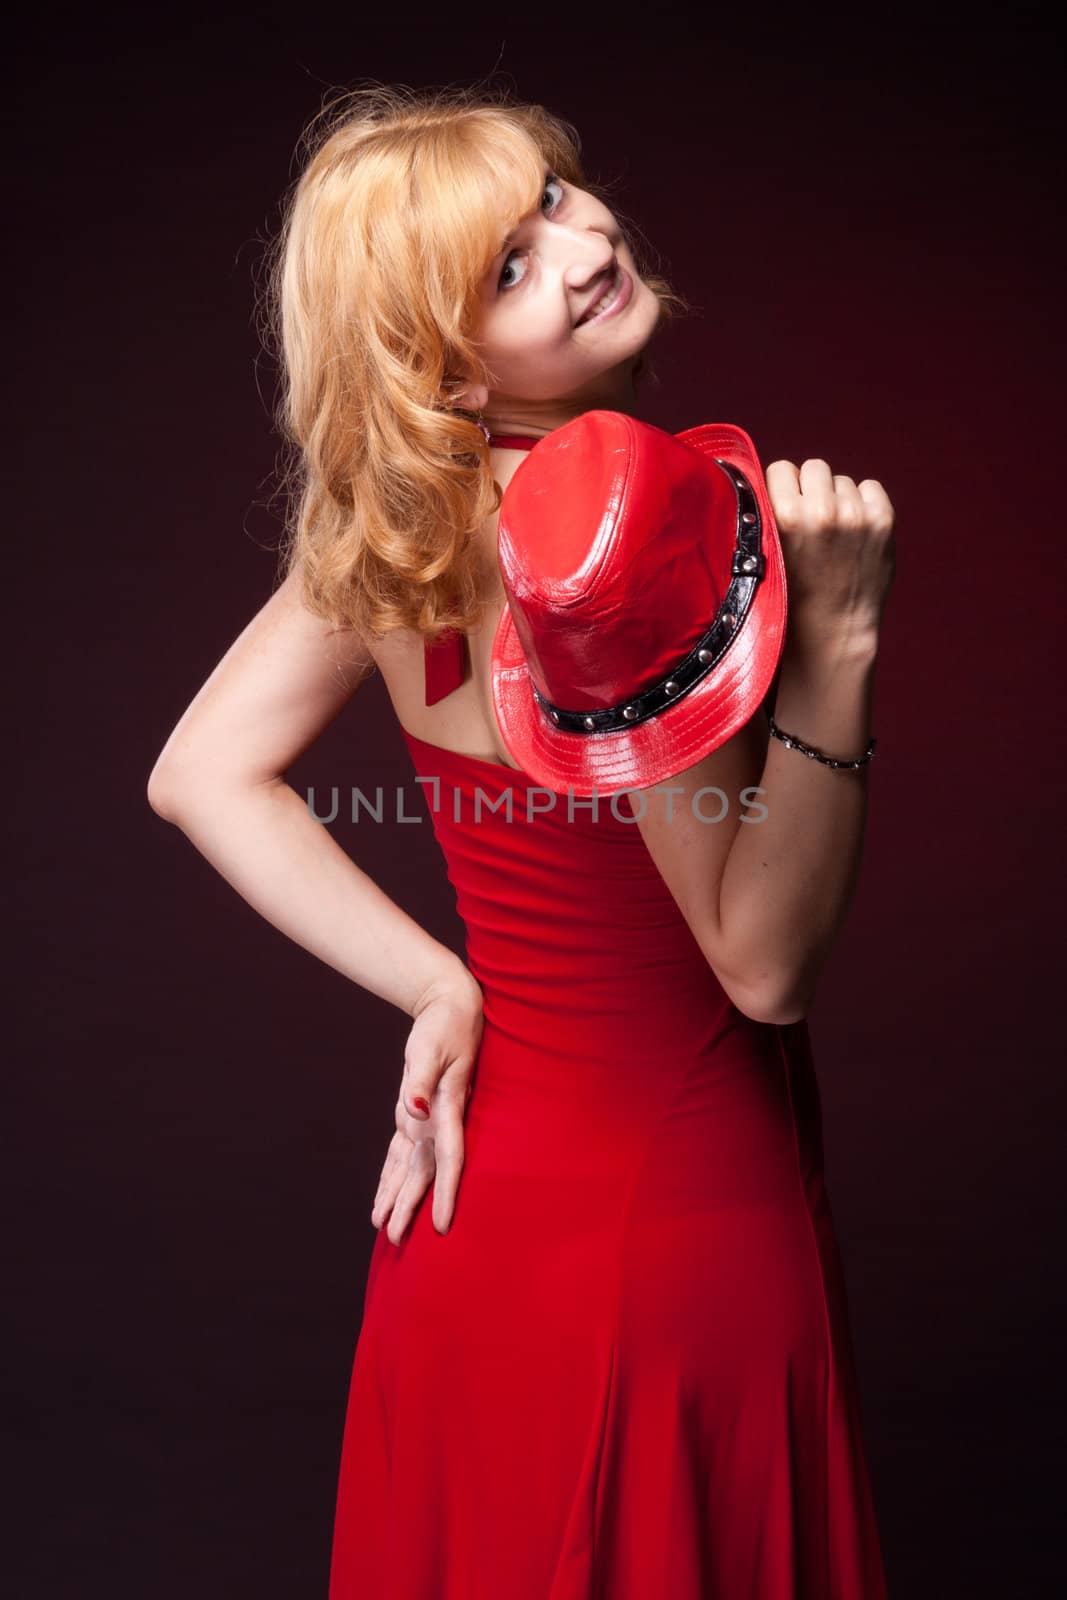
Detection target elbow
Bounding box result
[147,759,279,821]
[146,760,187,822]
[694,916,819,1025]
[722,968,814,1027]
[753,993,811,1026]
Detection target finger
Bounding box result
[372,1164,405,1229]
[402,1038,447,1123]
[832,474,866,530]
[798,457,835,512]
[371,1167,401,1230]
[857,477,895,533]
[429,1109,467,1235]
[379,1123,411,1189]
[400,1062,433,1122]
[375,1164,415,1235]
[373,1168,415,1232]
[765,459,800,490]
[386,1142,436,1246]
[371,1138,403,1216]
[764,459,802,524]
[373,1099,464,1235]
[371,1128,413,1228]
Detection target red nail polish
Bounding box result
[413,1096,430,1116]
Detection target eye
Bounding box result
[497,174,566,291]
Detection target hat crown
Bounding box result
[497,410,740,713]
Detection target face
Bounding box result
[462,169,663,435]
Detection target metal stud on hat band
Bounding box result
[530,460,766,736]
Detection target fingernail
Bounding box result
[412,1096,430,1117]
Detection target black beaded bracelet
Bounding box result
[765,711,877,770]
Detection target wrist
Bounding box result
[769,620,878,765]
[781,613,881,671]
[409,958,481,1020]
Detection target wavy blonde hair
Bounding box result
[261,80,691,643]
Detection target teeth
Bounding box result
[583,270,618,323]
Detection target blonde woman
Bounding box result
[148,81,894,1598]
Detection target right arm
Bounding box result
[147,564,482,1242]
[147,564,473,1018]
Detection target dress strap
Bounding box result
[424,614,467,706]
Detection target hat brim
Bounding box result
[490,422,788,797]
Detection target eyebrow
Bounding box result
[494,168,552,261]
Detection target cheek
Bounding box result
[494,314,577,367]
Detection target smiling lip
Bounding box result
[577,265,633,327]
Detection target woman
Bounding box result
[148,82,895,1598]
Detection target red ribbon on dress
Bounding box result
[424,622,467,706]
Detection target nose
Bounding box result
[555,227,615,291]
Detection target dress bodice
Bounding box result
[399,726,745,1068]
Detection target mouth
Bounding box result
[575,264,633,327]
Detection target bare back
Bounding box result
[368,445,530,772]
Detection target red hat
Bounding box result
[490,409,788,797]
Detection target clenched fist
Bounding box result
[765,458,896,656]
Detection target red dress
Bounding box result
[328,437,890,1599]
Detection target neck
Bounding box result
[483,358,644,441]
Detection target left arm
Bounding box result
[717,627,879,1021]
[630,457,896,1023]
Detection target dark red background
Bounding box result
[10,4,1064,1594]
